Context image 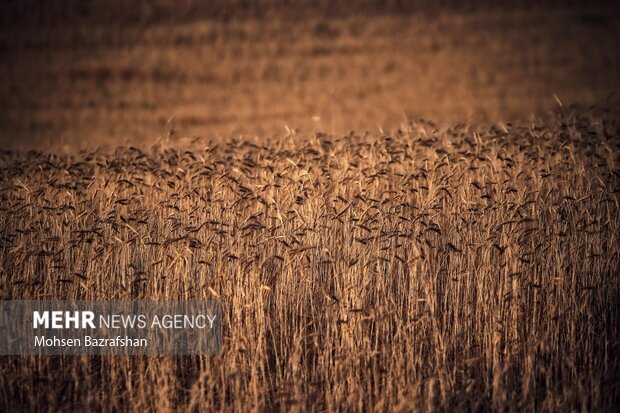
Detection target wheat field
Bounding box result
[0,108,618,411]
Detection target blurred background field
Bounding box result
[0,0,619,148]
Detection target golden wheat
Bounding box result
[0,109,618,411]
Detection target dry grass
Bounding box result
[0,108,618,411]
